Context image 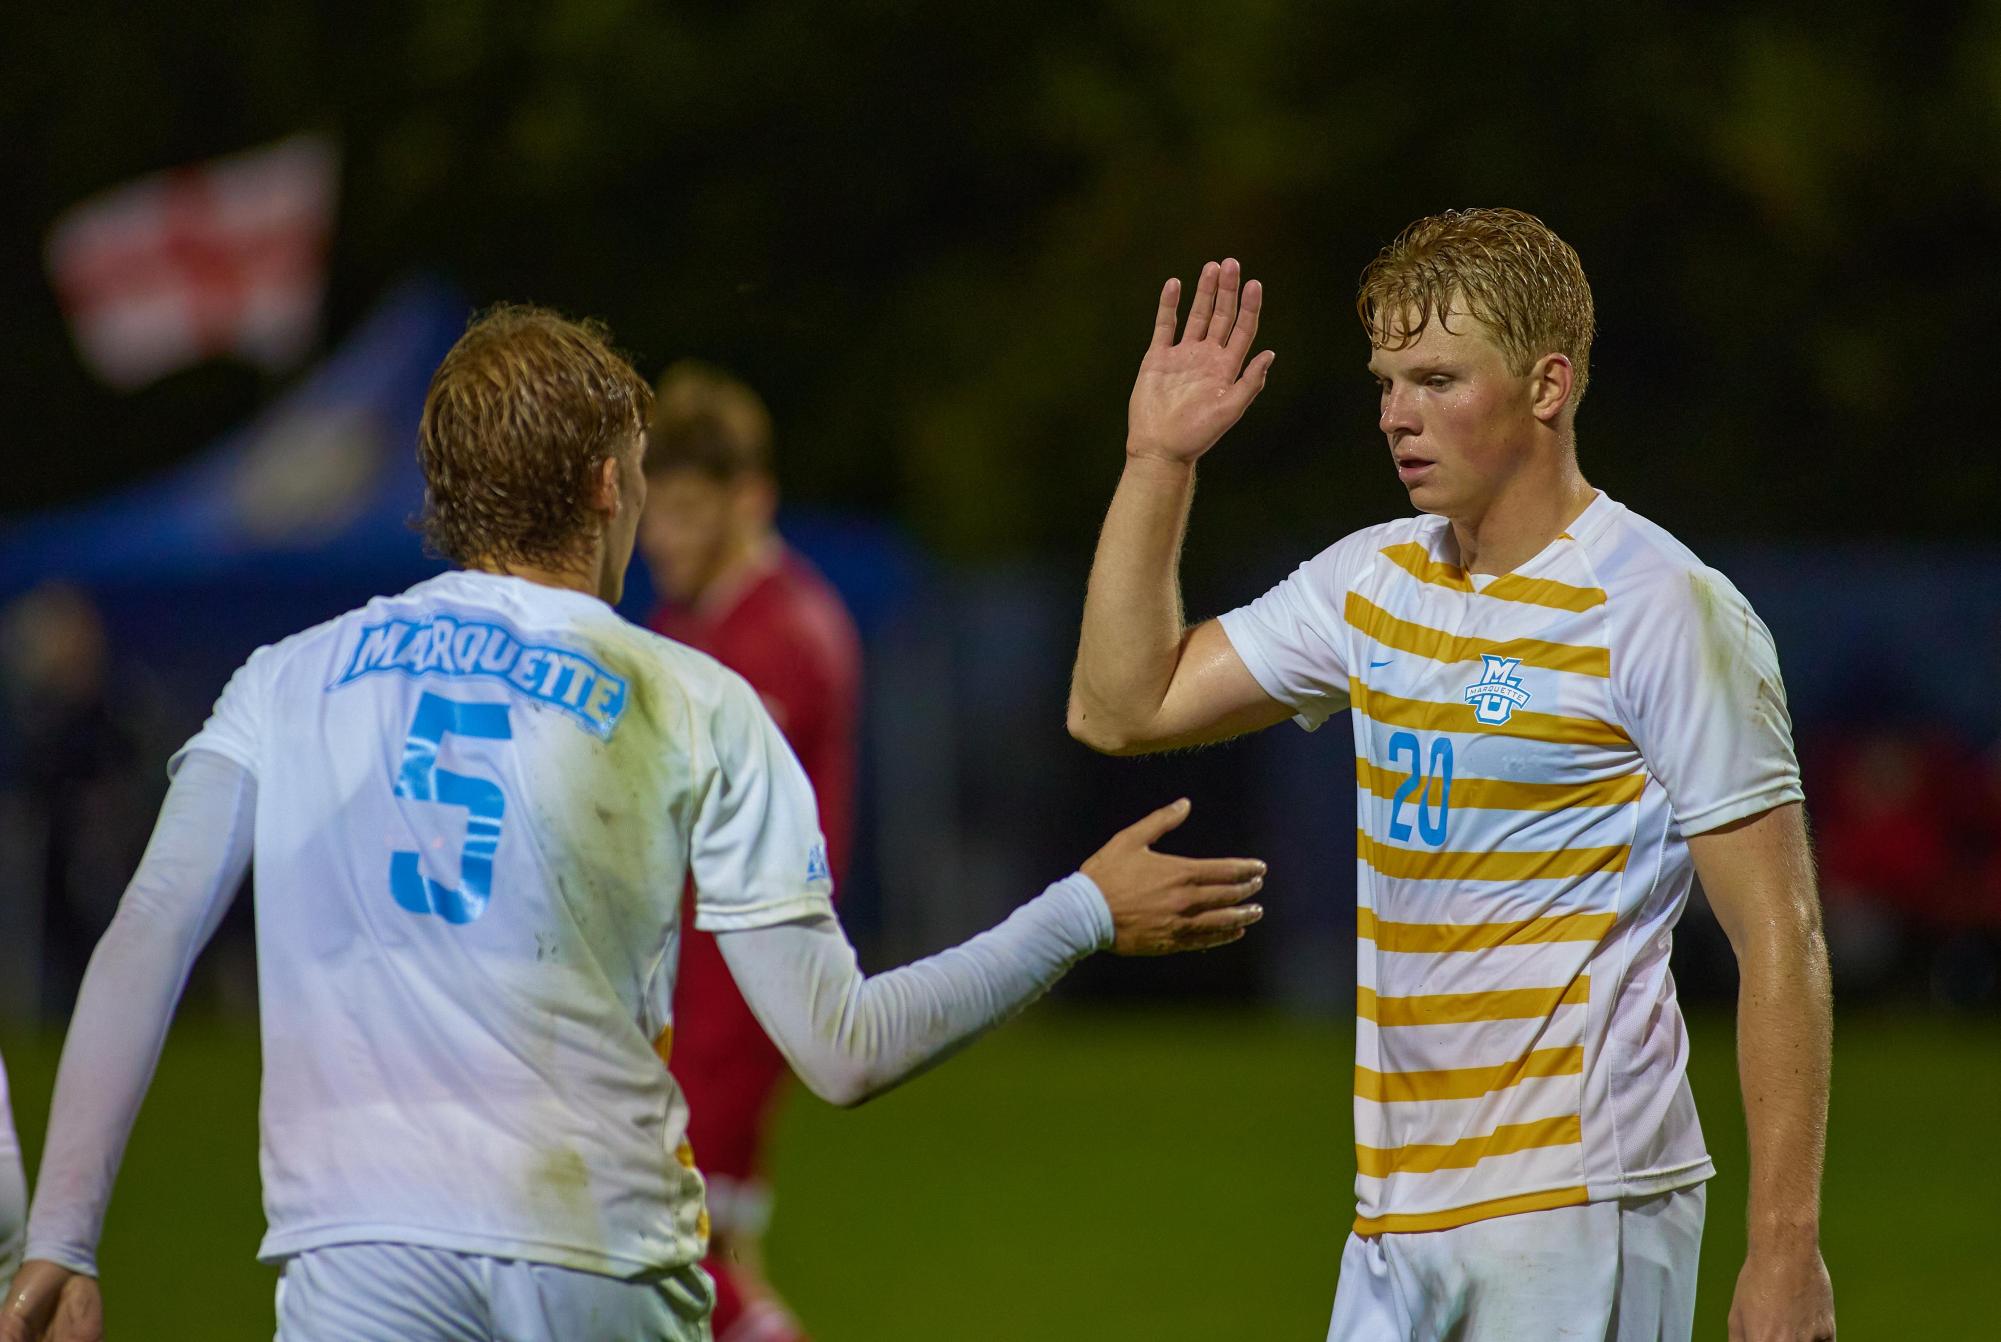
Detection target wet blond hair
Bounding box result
[1357,208,1595,408]
[417,305,651,568]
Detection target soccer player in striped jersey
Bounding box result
[1069,210,1835,1341]
[1,307,1267,1342]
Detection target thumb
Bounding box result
[1236,349,1276,400]
[1120,796,1192,848]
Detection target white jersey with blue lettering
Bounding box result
[175,569,833,1275]
[1218,491,1801,1236]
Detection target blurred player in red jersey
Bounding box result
[639,362,861,1342]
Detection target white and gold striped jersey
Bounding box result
[1218,492,1801,1236]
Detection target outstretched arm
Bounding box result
[2,751,254,1342]
[1688,802,1836,1342]
[719,799,1265,1106]
[1068,260,1289,755]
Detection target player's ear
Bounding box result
[1530,353,1573,424]
[584,454,621,520]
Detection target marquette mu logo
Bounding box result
[1463,654,1531,725]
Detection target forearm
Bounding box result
[22,753,254,1274]
[1069,454,1198,748]
[718,874,1113,1107]
[1734,917,1832,1245]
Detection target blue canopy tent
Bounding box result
[0,279,467,699]
[0,278,922,706]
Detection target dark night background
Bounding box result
[6,3,1999,556]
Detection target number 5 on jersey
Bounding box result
[391,692,512,924]
[1386,730,1453,847]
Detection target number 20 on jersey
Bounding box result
[1385,730,1453,847]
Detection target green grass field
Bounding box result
[1,1006,1987,1338]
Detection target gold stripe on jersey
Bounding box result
[1353,1184,1590,1236]
[1352,679,1632,748]
[1354,1114,1583,1178]
[1358,831,1629,883]
[1358,907,1616,952]
[1344,593,1611,678]
[1356,1045,1583,1102]
[1379,543,1607,613]
[1354,759,1647,811]
[1359,977,1589,1027]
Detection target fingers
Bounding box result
[1177,856,1268,885]
[1116,796,1191,848]
[1183,261,1220,342]
[1176,902,1264,946]
[1208,258,1242,344]
[1224,277,1262,354]
[1148,277,1180,352]
[1180,875,1265,913]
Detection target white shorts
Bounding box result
[274,1243,715,1342]
[1326,1185,1706,1342]
[0,1053,25,1284]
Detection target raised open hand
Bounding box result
[1126,258,1274,465]
[1081,798,1266,955]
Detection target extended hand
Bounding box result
[1081,798,1265,954]
[1,1261,103,1342]
[1728,1242,1835,1341]
[1126,258,1274,465]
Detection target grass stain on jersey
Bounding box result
[503,624,732,1269]
[1687,572,1737,681]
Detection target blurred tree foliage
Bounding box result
[4,1,1999,568]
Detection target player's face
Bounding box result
[640,469,738,604]
[1368,312,1540,521]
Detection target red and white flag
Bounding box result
[45,134,338,391]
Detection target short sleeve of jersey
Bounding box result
[1615,566,1803,835]
[1215,526,1383,731]
[166,647,270,779]
[690,671,838,932]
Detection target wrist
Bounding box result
[1746,1216,1821,1253]
[1060,871,1116,952]
[1122,443,1199,477]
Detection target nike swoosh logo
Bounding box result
[1369,659,1395,669]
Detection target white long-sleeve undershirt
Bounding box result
[22,750,253,1276]
[717,873,1111,1109]
[22,750,1112,1275]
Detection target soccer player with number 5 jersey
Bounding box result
[1,307,1269,1342]
[1069,210,1836,1341]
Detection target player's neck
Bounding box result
[467,550,607,602]
[691,531,781,614]
[1448,463,1596,576]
